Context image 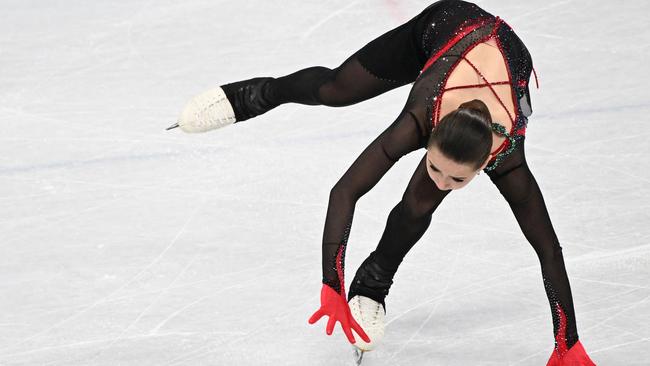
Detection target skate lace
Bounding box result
[191,88,236,130]
[354,296,384,328]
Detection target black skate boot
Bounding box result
[348,251,396,313]
[348,251,395,352]
[220,77,280,122]
[170,77,280,133]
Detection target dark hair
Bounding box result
[427,99,493,170]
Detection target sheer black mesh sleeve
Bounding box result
[486,139,580,352]
[321,109,427,295]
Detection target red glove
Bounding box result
[546,340,596,366]
[308,284,371,344]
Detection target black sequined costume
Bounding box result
[228,0,580,356]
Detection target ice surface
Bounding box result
[1,0,649,365]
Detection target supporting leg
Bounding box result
[350,155,450,307]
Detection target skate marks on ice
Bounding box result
[353,346,365,365]
[300,0,363,41]
[2,0,650,364]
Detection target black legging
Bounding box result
[268,55,405,108]
[264,0,441,107]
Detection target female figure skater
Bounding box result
[170,1,596,364]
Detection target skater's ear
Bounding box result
[478,157,490,171]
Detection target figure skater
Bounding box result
[169,1,596,364]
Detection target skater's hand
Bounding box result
[546,340,596,366]
[308,284,371,344]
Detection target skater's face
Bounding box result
[425,146,485,191]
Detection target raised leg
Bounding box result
[221,3,436,122]
[268,54,408,108]
[175,3,437,132]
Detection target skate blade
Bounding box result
[166,122,180,131]
[352,346,365,365]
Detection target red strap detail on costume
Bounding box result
[444,81,511,92]
[431,19,498,128]
[459,55,515,125]
[421,18,491,73]
[489,15,539,91]
[490,136,512,157]
[554,302,569,357]
[434,93,443,129]
[335,245,346,298]
[492,29,520,139]
[429,14,522,164]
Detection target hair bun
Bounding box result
[458,99,492,124]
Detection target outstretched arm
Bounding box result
[322,108,426,294]
[486,140,596,365]
[309,108,427,343]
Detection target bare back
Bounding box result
[439,37,515,154]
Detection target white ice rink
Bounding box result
[2,0,649,365]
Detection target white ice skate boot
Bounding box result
[347,251,396,360]
[168,77,278,133]
[349,294,385,352]
[169,87,236,133]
